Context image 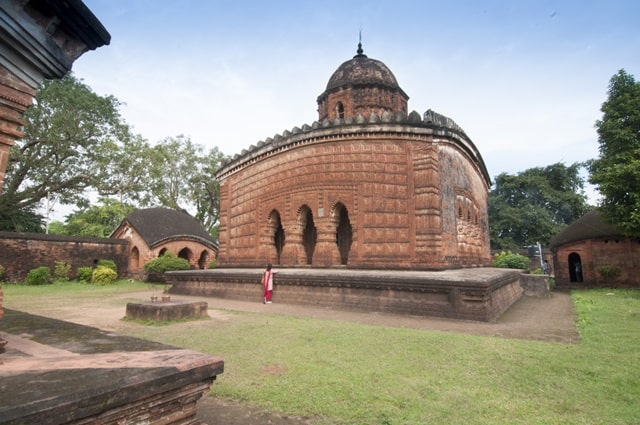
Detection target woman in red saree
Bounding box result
[261,264,274,304]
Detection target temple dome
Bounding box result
[325,51,401,92]
[317,42,409,121]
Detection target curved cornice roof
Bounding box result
[215,109,490,186]
[117,208,217,250]
[549,210,625,249]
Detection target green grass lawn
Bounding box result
[3,282,640,424]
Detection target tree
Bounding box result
[588,69,640,236]
[489,162,590,250]
[192,147,227,238]
[0,73,133,231]
[0,201,43,232]
[56,198,135,237]
[142,136,228,238]
[93,133,152,207]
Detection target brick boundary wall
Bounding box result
[0,232,129,282]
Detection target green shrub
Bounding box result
[493,250,530,270]
[25,266,51,285]
[143,252,191,273]
[597,264,621,284]
[76,266,94,283]
[53,261,72,281]
[207,258,217,269]
[91,266,118,285]
[0,264,5,282]
[96,259,117,273]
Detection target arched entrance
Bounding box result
[178,247,193,267]
[198,250,209,269]
[568,253,583,282]
[334,203,352,265]
[130,246,140,271]
[269,209,285,264]
[299,205,317,265]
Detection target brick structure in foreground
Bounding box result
[0,0,110,192]
[216,43,491,270]
[1,310,223,425]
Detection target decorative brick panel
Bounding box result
[218,120,492,270]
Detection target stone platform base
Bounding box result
[0,309,224,425]
[126,300,209,322]
[167,267,524,322]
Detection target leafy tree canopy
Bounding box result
[588,69,640,236]
[489,162,590,250]
[50,198,135,237]
[0,73,133,231]
[141,135,227,238]
[1,74,228,239]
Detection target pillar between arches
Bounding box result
[313,216,341,266]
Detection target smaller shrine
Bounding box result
[550,210,640,287]
[111,208,218,276]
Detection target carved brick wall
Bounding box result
[218,121,491,270]
[0,65,34,191]
[318,86,408,121]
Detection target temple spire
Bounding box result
[356,30,366,57]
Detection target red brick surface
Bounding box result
[0,232,129,282]
[218,124,491,270]
[553,238,640,287]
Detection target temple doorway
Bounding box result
[269,209,285,264]
[299,205,317,265]
[334,203,352,265]
[568,253,583,282]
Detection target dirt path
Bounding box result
[8,291,578,424]
[60,290,579,344]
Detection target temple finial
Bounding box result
[356,30,365,57]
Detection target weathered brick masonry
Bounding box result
[168,268,523,322]
[216,45,492,270]
[0,232,128,282]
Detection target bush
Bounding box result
[597,264,621,284]
[0,264,5,282]
[493,251,530,270]
[76,266,93,283]
[91,266,118,285]
[96,259,117,273]
[25,266,52,285]
[208,258,217,269]
[53,261,72,281]
[144,252,191,273]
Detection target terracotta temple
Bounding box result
[215,43,492,270]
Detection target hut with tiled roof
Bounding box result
[111,208,218,275]
[549,210,640,287]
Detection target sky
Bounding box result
[68,0,639,210]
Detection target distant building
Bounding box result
[550,210,640,287]
[111,208,218,274]
[215,43,492,269]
